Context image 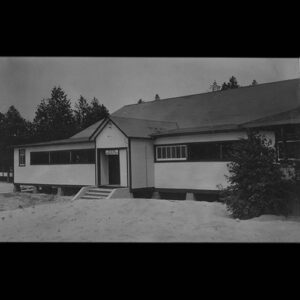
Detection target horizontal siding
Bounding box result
[14,164,95,186]
[154,162,230,190]
[96,121,128,148]
[131,139,154,189]
[14,143,95,186]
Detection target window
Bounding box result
[189,142,220,161]
[50,150,71,164]
[155,141,241,162]
[71,149,95,163]
[277,141,285,160]
[19,149,26,166]
[31,151,50,165]
[30,149,96,165]
[221,141,238,160]
[278,141,300,160]
[156,145,187,161]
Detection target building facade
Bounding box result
[13,78,300,198]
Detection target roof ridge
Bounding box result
[110,115,178,124]
[118,77,300,108]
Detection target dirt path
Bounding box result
[1,198,300,242]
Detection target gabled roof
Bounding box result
[109,116,178,138]
[15,78,300,148]
[242,106,300,128]
[112,78,300,130]
[70,119,105,139]
[151,124,241,137]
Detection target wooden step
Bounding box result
[89,189,113,193]
[80,195,106,200]
[86,192,112,197]
[76,186,115,200]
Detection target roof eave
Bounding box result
[13,138,93,148]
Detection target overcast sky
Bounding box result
[0,57,299,121]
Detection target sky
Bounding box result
[0,57,299,121]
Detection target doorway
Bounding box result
[108,154,120,185]
[98,149,127,187]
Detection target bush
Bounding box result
[220,131,296,219]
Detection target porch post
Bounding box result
[13,183,21,192]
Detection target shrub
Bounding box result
[220,131,296,219]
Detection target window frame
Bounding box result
[19,148,26,167]
[71,149,96,164]
[155,144,188,162]
[154,140,240,163]
[277,140,300,161]
[30,148,96,165]
[30,151,50,165]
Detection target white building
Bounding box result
[13,78,300,199]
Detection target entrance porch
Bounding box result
[96,148,128,187]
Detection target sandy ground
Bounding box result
[0,187,72,212]
[1,194,300,242]
[0,182,14,193]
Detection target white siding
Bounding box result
[130,139,154,189]
[154,130,276,191]
[96,121,128,148]
[14,142,95,186]
[155,162,230,190]
[154,131,245,191]
[119,149,128,187]
[100,151,109,185]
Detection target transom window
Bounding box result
[156,145,187,161]
[19,149,26,166]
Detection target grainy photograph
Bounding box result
[0,57,299,242]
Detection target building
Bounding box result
[13,78,300,199]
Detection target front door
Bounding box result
[108,154,120,185]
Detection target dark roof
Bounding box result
[71,116,178,139]
[110,116,178,138]
[15,78,300,148]
[112,78,300,130]
[70,119,105,139]
[151,124,241,137]
[14,137,93,148]
[242,106,300,128]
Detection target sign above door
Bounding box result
[105,149,119,155]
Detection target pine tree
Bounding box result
[74,96,91,128]
[221,76,240,90]
[33,86,76,142]
[220,132,296,219]
[209,80,221,92]
[74,96,109,131]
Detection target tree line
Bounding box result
[0,86,109,170]
[209,76,257,92]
